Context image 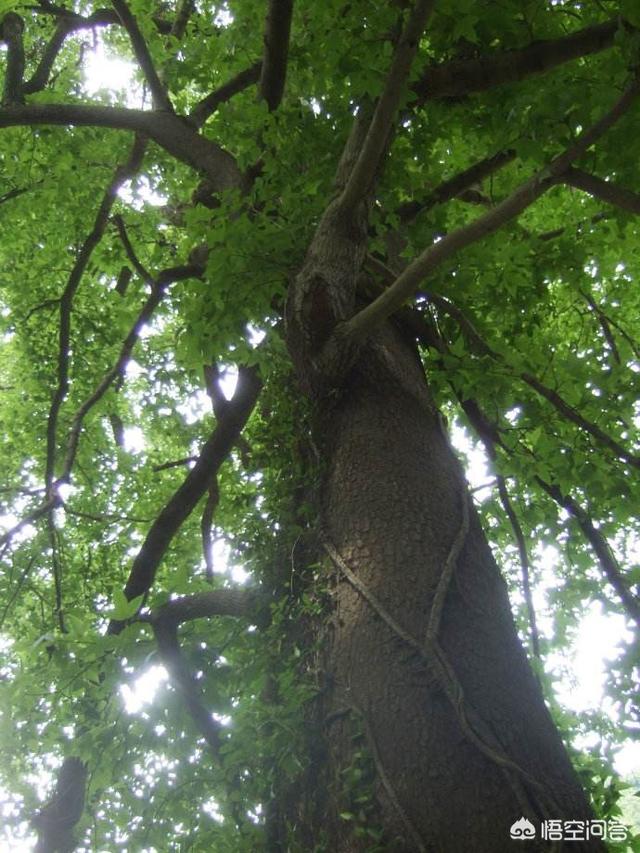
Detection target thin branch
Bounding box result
[369,257,639,468]
[342,74,640,342]
[563,167,640,215]
[412,19,619,102]
[520,371,640,469]
[0,496,58,552]
[47,514,65,632]
[152,455,197,472]
[397,149,516,224]
[59,280,167,483]
[44,135,146,494]
[580,290,621,365]
[201,480,219,582]
[0,185,30,205]
[259,0,294,111]
[189,62,262,128]
[1,13,25,105]
[495,477,541,660]
[108,366,262,632]
[536,479,640,628]
[112,214,155,282]
[111,0,173,112]
[340,0,436,211]
[460,396,640,628]
[64,506,151,524]
[0,555,37,628]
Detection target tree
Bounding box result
[0,0,638,850]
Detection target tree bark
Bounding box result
[287,318,601,851]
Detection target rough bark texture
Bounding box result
[287,318,601,851]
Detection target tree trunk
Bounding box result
[288,318,601,852]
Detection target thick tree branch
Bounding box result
[259,0,294,112]
[563,167,640,215]
[145,591,264,761]
[412,19,619,102]
[150,587,263,627]
[342,75,640,342]
[0,104,241,190]
[23,20,68,95]
[108,366,261,632]
[32,757,87,853]
[152,620,223,755]
[111,0,173,112]
[1,13,26,105]
[190,62,262,128]
[170,0,195,40]
[340,0,435,211]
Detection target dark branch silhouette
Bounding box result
[259,0,294,111]
[413,19,619,102]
